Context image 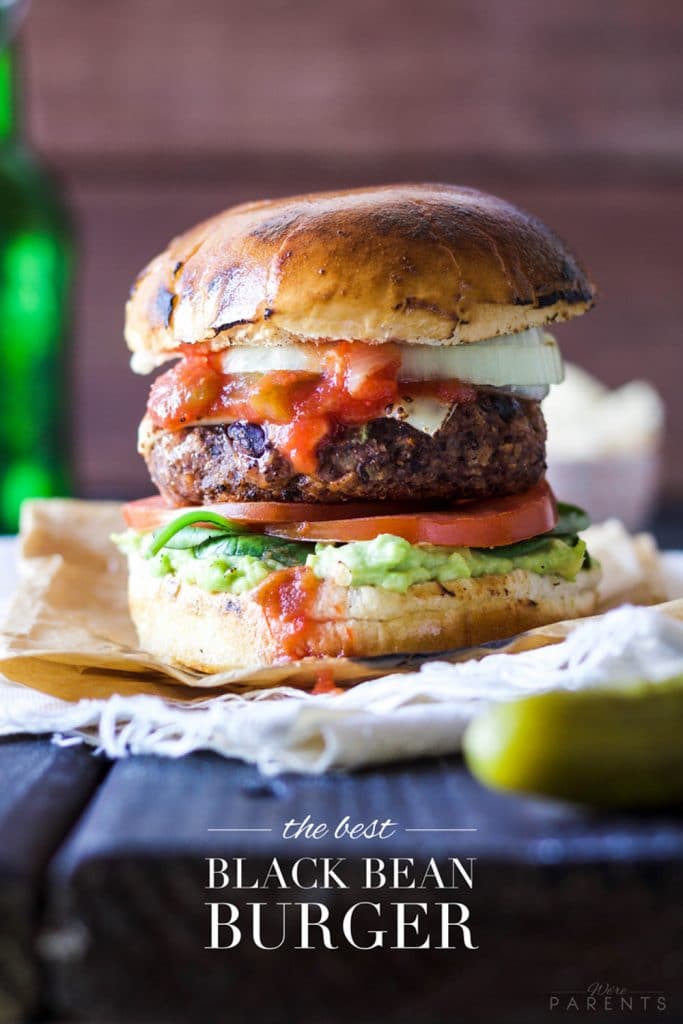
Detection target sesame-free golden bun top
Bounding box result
[125,183,595,366]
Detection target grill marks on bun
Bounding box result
[125,183,595,364]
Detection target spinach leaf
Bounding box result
[475,535,550,559]
[197,533,312,566]
[161,526,232,550]
[148,510,241,556]
[147,508,312,566]
[478,502,590,557]
[550,502,591,536]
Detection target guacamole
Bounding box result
[307,534,587,593]
[115,526,589,597]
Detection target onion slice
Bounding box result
[398,330,563,387]
[215,328,563,388]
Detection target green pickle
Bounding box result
[463,676,683,808]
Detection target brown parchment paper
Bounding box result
[0,498,680,706]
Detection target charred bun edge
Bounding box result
[125,183,595,364]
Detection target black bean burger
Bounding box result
[116,183,600,670]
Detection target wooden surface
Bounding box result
[0,739,105,1024]
[0,738,679,1022]
[16,0,683,500]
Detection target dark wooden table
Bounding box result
[1,510,682,1024]
[0,741,682,1024]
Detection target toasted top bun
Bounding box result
[125,183,595,367]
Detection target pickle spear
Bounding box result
[463,677,683,807]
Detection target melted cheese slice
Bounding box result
[386,396,452,435]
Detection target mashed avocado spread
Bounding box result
[307,534,587,592]
[114,521,589,597]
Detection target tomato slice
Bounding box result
[263,481,558,547]
[122,481,558,549]
[121,495,428,531]
[122,496,179,530]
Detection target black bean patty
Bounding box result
[146,390,547,505]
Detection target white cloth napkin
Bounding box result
[2,538,683,775]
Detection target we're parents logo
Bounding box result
[549,981,668,1014]
[205,813,478,951]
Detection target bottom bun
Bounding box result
[127,554,601,672]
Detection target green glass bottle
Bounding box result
[0,11,74,532]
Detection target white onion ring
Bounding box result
[216,327,563,389]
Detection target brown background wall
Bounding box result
[23,0,683,499]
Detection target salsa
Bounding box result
[146,342,477,475]
[253,565,353,660]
